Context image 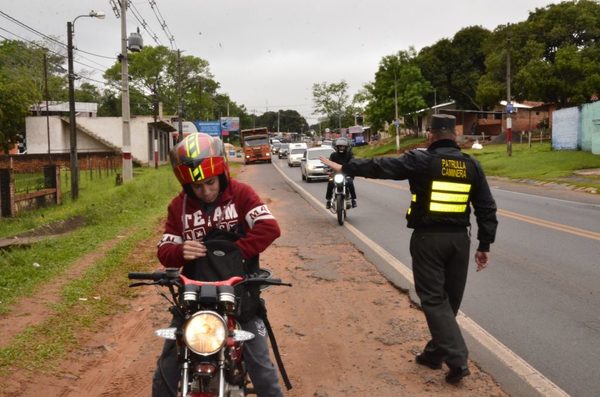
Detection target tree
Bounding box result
[478,0,600,108]
[312,80,351,130]
[0,39,66,149]
[417,26,491,110]
[364,49,431,131]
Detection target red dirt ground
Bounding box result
[0,165,508,397]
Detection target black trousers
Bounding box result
[325,177,356,200]
[410,229,470,368]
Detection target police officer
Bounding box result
[325,137,357,209]
[320,114,497,384]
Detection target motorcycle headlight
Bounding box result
[334,174,344,183]
[183,311,227,356]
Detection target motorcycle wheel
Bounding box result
[336,195,345,225]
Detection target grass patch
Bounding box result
[352,136,426,158]
[0,218,160,373]
[0,165,180,312]
[0,162,243,373]
[465,142,600,189]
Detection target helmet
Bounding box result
[170,133,229,188]
[335,137,349,153]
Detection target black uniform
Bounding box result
[326,148,357,201]
[342,139,497,369]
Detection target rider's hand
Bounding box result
[182,240,207,260]
[474,251,489,272]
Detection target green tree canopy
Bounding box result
[417,26,491,110]
[364,49,431,131]
[478,0,600,108]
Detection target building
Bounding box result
[25,102,176,166]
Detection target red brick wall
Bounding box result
[0,152,121,173]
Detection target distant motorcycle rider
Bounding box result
[325,137,357,209]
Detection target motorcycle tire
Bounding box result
[336,195,345,225]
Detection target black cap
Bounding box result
[430,114,456,132]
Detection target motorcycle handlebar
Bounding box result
[128,271,166,281]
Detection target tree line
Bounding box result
[0,40,308,151]
[312,0,600,133]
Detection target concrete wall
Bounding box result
[552,106,580,150]
[25,116,161,165]
[580,101,600,155]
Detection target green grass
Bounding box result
[0,166,181,311]
[352,138,600,191]
[464,143,600,190]
[0,162,243,373]
[352,136,427,157]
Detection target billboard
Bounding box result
[192,121,222,137]
[220,117,240,137]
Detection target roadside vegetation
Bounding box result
[0,163,245,374]
[353,138,600,190]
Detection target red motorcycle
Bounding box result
[128,267,291,397]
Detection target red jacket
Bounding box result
[157,179,281,268]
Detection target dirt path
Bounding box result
[0,165,509,396]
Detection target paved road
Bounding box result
[273,157,600,397]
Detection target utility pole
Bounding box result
[177,49,183,143]
[67,21,79,200]
[43,52,51,160]
[120,0,133,180]
[153,82,159,169]
[506,26,513,157]
[394,72,400,153]
[66,11,105,200]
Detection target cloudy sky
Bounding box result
[1,0,559,124]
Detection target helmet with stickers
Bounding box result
[170,133,230,190]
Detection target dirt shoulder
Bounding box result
[0,164,509,396]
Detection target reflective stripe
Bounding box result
[431,192,469,203]
[432,180,471,193]
[430,202,467,212]
[411,194,417,202]
[191,165,204,180]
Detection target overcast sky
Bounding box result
[1,0,559,124]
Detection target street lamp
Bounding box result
[67,10,105,200]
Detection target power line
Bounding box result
[147,0,177,50]
[129,1,162,46]
[0,10,113,62]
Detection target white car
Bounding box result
[287,147,306,167]
[300,147,334,182]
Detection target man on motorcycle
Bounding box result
[325,137,357,209]
[154,132,284,397]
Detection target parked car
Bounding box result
[300,146,334,182]
[278,143,290,159]
[287,147,306,167]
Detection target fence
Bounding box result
[0,152,121,217]
[0,165,60,217]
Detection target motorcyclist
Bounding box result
[154,132,284,397]
[325,137,357,208]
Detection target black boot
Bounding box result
[326,200,331,209]
[351,199,357,208]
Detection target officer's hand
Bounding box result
[474,251,489,272]
[320,157,342,172]
[183,240,207,260]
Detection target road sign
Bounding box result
[220,117,240,132]
[192,121,221,137]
